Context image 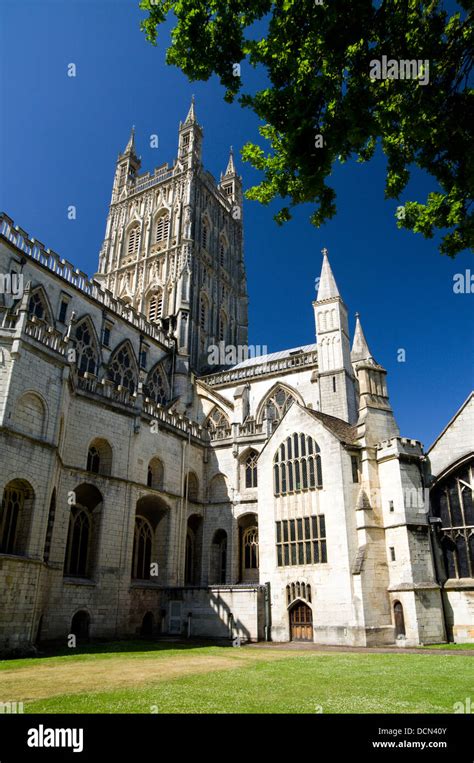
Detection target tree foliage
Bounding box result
[140,0,473,256]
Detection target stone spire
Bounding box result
[123,126,136,155]
[224,146,236,176]
[351,313,373,362]
[316,248,340,301]
[184,95,196,125]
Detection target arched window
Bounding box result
[147,291,163,322]
[184,472,199,502]
[64,484,102,579]
[273,433,322,496]
[28,288,51,322]
[87,446,100,474]
[199,293,209,331]
[143,363,169,405]
[243,527,259,570]
[205,406,231,440]
[107,342,137,394]
[210,530,227,584]
[431,458,474,579]
[155,213,170,243]
[86,439,112,476]
[75,318,99,376]
[0,480,34,555]
[127,225,140,256]
[260,385,298,426]
[132,517,153,580]
[147,457,164,490]
[244,451,258,489]
[64,507,91,577]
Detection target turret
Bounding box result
[314,249,357,423]
[351,313,399,444]
[111,127,141,204]
[178,96,203,168]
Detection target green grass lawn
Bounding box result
[421,642,474,650]
[1,641,473,714]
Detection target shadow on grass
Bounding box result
[25,638,234,661]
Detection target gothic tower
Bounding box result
[314,250,357,423]
[96,99,248,373]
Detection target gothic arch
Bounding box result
[0,478,35,556]
[256,382,303,424]
[146,289,164,323]
[147,457,164,490]
[144,361,170,405]
[209,529,227,584]
[28,285,54,326]
[239,448,258,490]
[106,340,139,394]
[74,315,101,376]
[153,207,171,243]
[204,406,231,439]
[209,473,229,503]
[124,220,141,258]
[184,471,199,502]
[86,438,113,476]
[63,483,103,579]
[13,391,48,439]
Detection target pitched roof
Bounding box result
[305,408,358,445]
[229,343,318,370]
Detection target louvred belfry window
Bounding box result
[127,226,140,256]
[148,292,163,322]
[155,215,170,243]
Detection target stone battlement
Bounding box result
[0,214,172,348]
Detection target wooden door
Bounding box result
[290,602,313,641]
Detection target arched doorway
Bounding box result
[141,611,154,637]
[70,610,90,641]
[238,513,259,583]
[210,529,227,584]
[289,601,313,641]
[185,515,203,584]
[393,601,406,638]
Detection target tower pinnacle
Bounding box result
[123,126,136,155]
[316,248,340,301]
[351,314,373,362]
[224,146,236,176]
[184,95,196,125]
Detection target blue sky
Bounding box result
[0,0,472,447]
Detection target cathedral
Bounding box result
[0,101,472,652]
